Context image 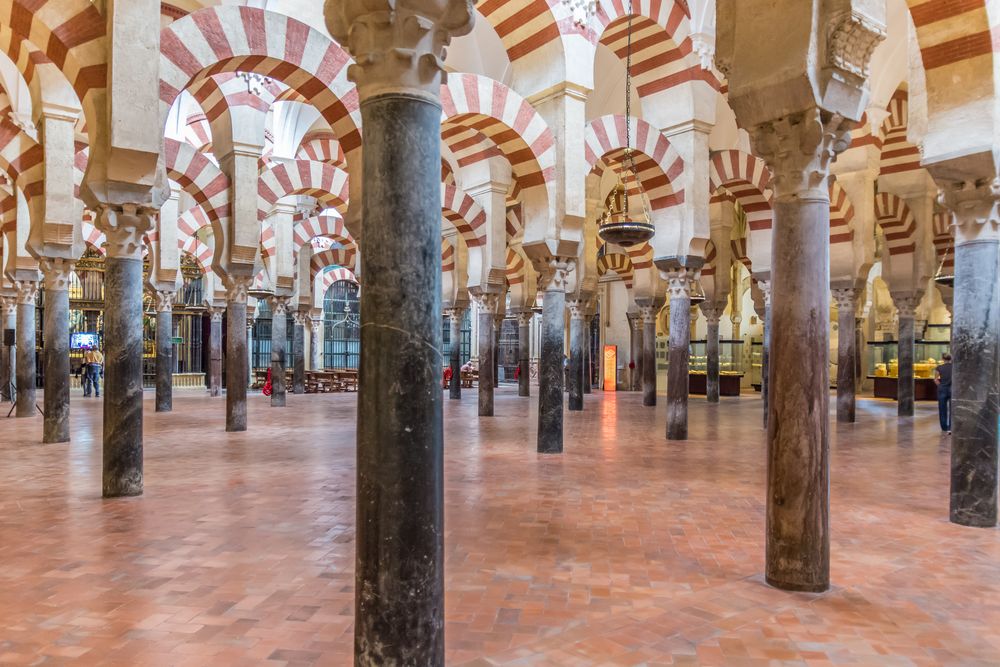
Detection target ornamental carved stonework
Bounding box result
[225,276,254,304]
[40,258,75,292]
[826,9,886,80]
[325,0,475,101]
[96,204,155,261]
[543,258,576,293]
[937,177,1000,244]
[154,291,176,313]
[14,281,38,306]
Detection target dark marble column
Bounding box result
[14,281,38,419]
[41,260,73,442]
[0,297,13,403]
[208,307,223,397]
[832,288,861,423]
[292,311,306,394]
[493,313,502,388]
[446,307,463,400]
[949,228,1000,527]
[269,296,289,408]
[583,313,593,395]
[100,213,151,498]
[567,299,586,411]
[474,294,497,416]
[893,294,920,418]
[517,311,531,397]
[855,316,865,393]
[310,316,324,370]
[665,275,691,441]
[225,279,251,432]
[154,291,175,413]
[702,305,723,404]
[629,314,642,391]
[640,304,657,406]
[537,261,572,453]
[758,280,772,429]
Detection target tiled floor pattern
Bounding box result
[0,387,997,665]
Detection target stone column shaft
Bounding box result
[269,296,289,408]
[447,308,463,400]
[893,294,920,418]
[640,306,657,406]
[759,281,772,429]
[0,298,13,403]
[226,280,251,432]
[833,289,860,423]
[155,291,175,413]
[567,300,586,411]
[703,307,722,404]
[582,317,593,395]
[292,312,306,395]
[208,308,223,397]
[538,262,572,453]
[310,318,323,371]
[630,316,642,392]
[517,311,531,397]
[474,295,498,416]
[41,260,73,442]
[666,275,692,440]
[493,313,502,388]
[14,281,37,419]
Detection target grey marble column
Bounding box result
[665,275,691,441]
[41,260,73,442]
[893,294,920,418]
[567,299,586,411]
[630,315,642,391]
[269,296,289,408]
[702,305,722,404]
[100,214,150,498]
[310,317,323,371]
[0,297,13,403]
[292,311,306,394]
[154,291,175,413]
[493,313,502,388]
[537,261,572,454]
[583,315,593,395]
[473,294,497,416]
[832,288,861,423]
[246,316,254,387]
[949,233,1000,527]
[640,305,657,406]
[517,311,531,397]
[758,280,772,429]
[446,308,463,400]
[225,279,251,432]
[14,281,38,419]
[208,307,223,397]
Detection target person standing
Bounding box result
[935,353,953,434]
[83,345,105,398]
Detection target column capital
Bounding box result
[750,108,853,201]
[268,295,291,315]
[831,287,862,311]
[542,257,575,293]
[639,304,658,324]
[567,299,587,321]
[700,303,724,326]
[325,0,475,103]
[472,292,500,314]
[0,296,14,317]
[629,314,643,331]
[225,276,254,304]
[14,280,38,306]
[292,310,309,327]
[444,306,465,323]
[40,258,75,292]
[516,311,533,327]
[207,306,225,323]
[937,177,1000,245]
[891,292,922,319]
[665,267,694,300]
[154,291,176,313]
[310,317,323,333]
[757,279,773,306]
[95,203,155,260]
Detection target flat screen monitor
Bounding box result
[71,332,100,350]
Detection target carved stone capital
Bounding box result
[95,203,155,260]
[831,287,862,311]
[154,291,176,313]
[325,0,475,102]
[516,311,533,327]
[292,310,309,327]
[567,299,587,321]
[0,296,15,317]
[757,279,772,307]
[630,315,643,332]
[639,304,658,325]
[891,292,922,319]
[472,292,500,315]
[750,108,853,201]
[310,318,323,334]
[444,306,465,323]
[665,267,693,300]
[268,295,290,316]
[14,280,38,306]
[700,303,724,326]
[826,9,886,80]
[543,257,576,293]
[40,258,75,292]
[937,177,1000,245]
[207,306,225,323]
[225,276,254,305]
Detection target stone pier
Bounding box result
[155,291,175,413]
[269,296,289,408]
[310,316,323,371]
[292,311,306,394]
[207,306,223,397]
[640,304,658,407]
[538,260,573,454]
[446,308,463,400]
[474,293,498,416]
[629,314,642,391]
[665,269,693,440]
[517,311,531,397]
[493,313,502,388]
[758,279,771,429]
[41,260,73,442]
[14,280,37,419]
[832,287,861,423]
[0,297,13,403]
[225,278,252,432]
[567,299,586,411]
[702,304,723,404]
[583,312,593,395]
[892,293,920,418]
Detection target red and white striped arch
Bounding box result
[159,6,362,166]
[875,192,917,256]
[315,266,358,305]
[595,0,719,98]
[441,184,487,248]
[505,247,526,287]
[0,118,43,201]
[730,236,751,271]
[177,204,213,240]
[185,112,213,152]
[597,252,634,289]
[293,214,354,253]
[80,213,105,256]
[709,149,772,231]
[258,160,350,221]
[828,179,855,246]
[164,138,230,228]
[932,210,954,276]
[441,239,455,273]
[440,74,556,197]
[700,241,718,278]
[907,1,995,73]
[180,235,213,274]
[296,128,345,168]
[585,115,685,210]
[879,89,921,176]
[627,241,654,271]
[310,246,357,281]
[475,1,575,64]
[505,204,524,241]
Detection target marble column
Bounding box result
[640,304,657,407]
[154,291,175,413]
[0,297,13,403]
[14,280,38,419]
[207,306,223,397]
[567,299,586,411]
[326,3,474,660]
[493,313,502,388]
[753,110,851,593]
[246,315,254,386]
[892,294,920,418]
[100,209,152,498]
[473,293,498,416]
[854,317,865,393]
[942,183,1000,528]
[269,296,289,408]
[292,311,306,395]
[583,314,593,395]
[310,317,323,371]
[832,288,861,423]
[446,307,463,400]
[537,260,573,453]
[758,280,772,429]
[225,278,252,432]
[517,311,531,397]
[41,260,73,442]
[665,271,692,441]
[629,314,642,391]
[702,304,723,404]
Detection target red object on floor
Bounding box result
[262,368,273,396]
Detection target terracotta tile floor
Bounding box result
[0,387,997,665]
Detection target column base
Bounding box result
[765,575,829,593]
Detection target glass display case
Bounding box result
[689,340,745,396]
[750,339,763,391]
[867,338,950,400]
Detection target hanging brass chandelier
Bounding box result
[597,0,654,248]
[933,238,955,287]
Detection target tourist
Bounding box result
[935,353,953,434]
[82,345,104,398]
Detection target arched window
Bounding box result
[324,280,360,369]
[441,310,472,366]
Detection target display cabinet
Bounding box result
[750,339,763,391]
[689,340,744,396]
[867,339,950,400]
